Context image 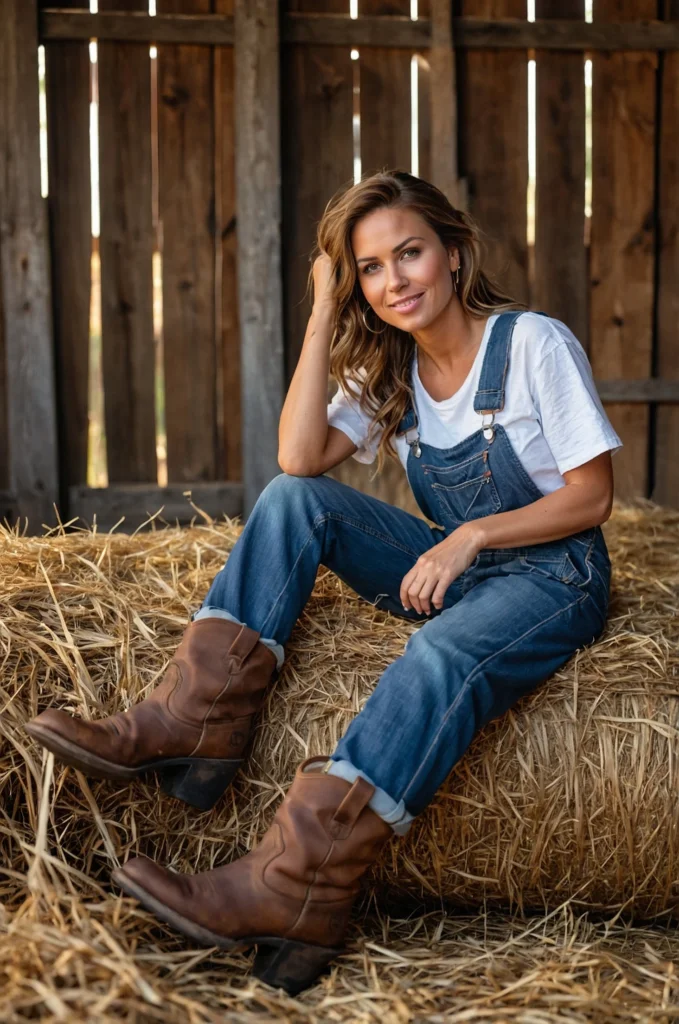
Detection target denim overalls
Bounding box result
[198,310,612,831]
[395,309,612,602]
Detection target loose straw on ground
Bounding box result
[0,498,677,1020]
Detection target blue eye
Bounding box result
[402,247,420,258]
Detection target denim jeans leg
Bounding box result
[199,471,448,665]
[332,569,605,820]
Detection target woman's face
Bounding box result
[351,206,458,332]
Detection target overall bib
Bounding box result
[395,309,611,599]
[200,311,612,829]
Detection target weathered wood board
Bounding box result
[589,0,656,501]
[534,0,587,349]
[40,0,92,492]
[0,0,59,529]
[157,0,217,484]
[98,0,157,484]
[653,0,679,507]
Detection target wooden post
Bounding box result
[429,0,463,209]
[0,0,59,530]
[534,0,587,348]
[234,0,285,518]
[653,0,679,507]
[40,0,92,498]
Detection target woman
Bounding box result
[27,171,622,994]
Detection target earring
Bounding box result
[360,306,388,335]
[452,265,460,291]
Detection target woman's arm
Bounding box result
[401,452,613,614]
[278,256,337,476]
[469,450,614,550]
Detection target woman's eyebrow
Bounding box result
[356,236,426,265]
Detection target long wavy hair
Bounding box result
[310,170,527,476]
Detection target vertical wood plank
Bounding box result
[534,0,587,348]
[429,0,461,205]
[457,0,529,304]
[158,0,217,484]
[653,0,679,508]
[0,243,9,492]
[281,0,354,379]
[590,0,656,500]
[235,0,285,515]
[416,0,432,183]
[0,0,59,529]
[99,0,157,483]
[40,0,92,494]
[360,0,412,176]
[416,53,432,183]
[215,0,241,483]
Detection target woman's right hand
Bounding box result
[312,253,337,312]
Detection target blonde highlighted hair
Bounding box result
[311,170,526,475]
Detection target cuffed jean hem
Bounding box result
[191,606,286,671]
[326,758,415,836]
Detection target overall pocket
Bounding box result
[518,549,587,586]
[423,450,501,526]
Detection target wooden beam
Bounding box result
[595,380,679,404]
[39,11,679,50]
[69,482,243,530]
[234,0,284,518]
[0,0,60,532]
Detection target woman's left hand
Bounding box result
[400,524,483,615]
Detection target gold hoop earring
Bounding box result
[360,306,388,335]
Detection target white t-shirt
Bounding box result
[327,311,623,496]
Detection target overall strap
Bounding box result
[473,310,550,414]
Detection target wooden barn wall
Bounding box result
[25,2,679,528]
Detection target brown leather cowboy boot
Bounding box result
[26,618,278,810]
[112,756,393,994]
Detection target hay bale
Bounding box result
[0,501,677,927]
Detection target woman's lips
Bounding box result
[389,292,424,314]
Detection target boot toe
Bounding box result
[113,855,171,894]
[25,708,134,777]
[27,708,78,742]
[26,708,101,756]
[112,858,239,949]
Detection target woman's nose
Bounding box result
[385,262,408,291]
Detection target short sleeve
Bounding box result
[326,376,382,465]
[531,339,623,475]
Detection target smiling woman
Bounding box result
[27,169,622,998]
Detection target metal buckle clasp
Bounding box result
[480,411,495,442]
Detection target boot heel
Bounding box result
[158,758,240,811]
[252,938,343,994]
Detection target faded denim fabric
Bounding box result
[199,312,611,831]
